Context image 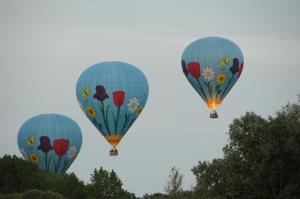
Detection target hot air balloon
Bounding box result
[181,37,244,118]
[76,61,148,156]
[17,114,82,175]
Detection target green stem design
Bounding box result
[129,118,135,128]
[92,118,102,130]
[54,156,62,174]
[100,101,111,135]
[196,79,208,101]
[44,152,48,170]
[204,81,213,100]
[215,85,222,97]
[113,106,121,133]
[121,113,130,133]
[220,75,234,100]
[61,159,70,174]
[127,118,136,130]
[47,156,52,171]
[105,105,110,133]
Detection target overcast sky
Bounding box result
[0,0,300,196]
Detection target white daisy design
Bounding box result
[67,145,78,160]
[127,97,140,113]
[20,148,28,160]
[202,67,215,81]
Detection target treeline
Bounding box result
[0,155,136,199]
[1,98,300,199]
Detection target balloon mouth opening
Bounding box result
[105,135,122,156]
[207,99,221,110]
[105,135,122,147]
[207,100,220,118]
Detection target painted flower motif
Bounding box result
[93,85,109,101]
[181,60,189,76]
[136,104,144,117]
[216,73,227,85]
[86,105,96,118]
[54,139,69,157]
[230,58,240,75]
[67,145,78,160]
[187,62,201,79]
[20,148,28,160]
[38,136,53,153]
[113,91,125,107]
[26,134,35,147]
[238,62,244,78]
[127,97,140,113]
[81,86,89,97]
[202,67,215,81]
[29,152,39,164]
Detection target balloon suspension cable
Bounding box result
[210,103,218,119]
[109,146,118,156]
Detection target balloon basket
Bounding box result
[210,110,218,118]
[109,148,118,156]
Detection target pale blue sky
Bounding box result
[0,0,299,196]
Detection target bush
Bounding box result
[22,189,65,199]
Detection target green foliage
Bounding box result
[0,193,22,199]
[22,189,66,199]
[0,189,65,199]
[87,167,133,199]
[192,98,300,199]
[0,155,47,194]
[45,172,88,199]
[165,167,183,199]
[0,156,136,198]
[142,193,167,199]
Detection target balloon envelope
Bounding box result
[18,114,82,175]
[76,61,148,151]
[181,37,244,111]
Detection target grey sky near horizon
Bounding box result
[0,0,300,196]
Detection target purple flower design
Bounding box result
[93,85,109,101]
[230,58,240,75]
[181,60,189,76]
[38,136,53,153]
[38,136,53,170]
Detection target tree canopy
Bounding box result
[192,98,300,199]
[0,156,137,199]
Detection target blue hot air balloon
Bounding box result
[76,61,149,156]
[18,114,82,174]
[181,37,244,118]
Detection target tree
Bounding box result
[45,172,88,199]
[0,189,66,199]
[192,98,300,199]
[165,166,183,199]
[22,189,66,199]
[87,167,136,199]
[0,155,46,194]
[142,193,167,199]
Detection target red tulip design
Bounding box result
[54,139,69,157]
[238,62,244,78]
[187,62,201,79]
[113,91,125,107]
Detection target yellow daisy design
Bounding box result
[86,105,96,118]
[216,73,227,85]
[29,152,39,164]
